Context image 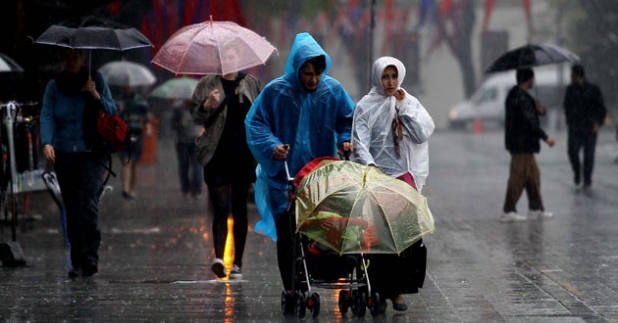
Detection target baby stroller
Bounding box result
[279,157,436,318]
[279,158,381,319]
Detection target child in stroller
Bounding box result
[278,162,380,318]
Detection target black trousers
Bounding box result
[54,151,105,271]
[568,130,597,185]
[276,209,296,291]
[204,172,250,267]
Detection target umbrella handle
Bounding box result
[88,50,91,79]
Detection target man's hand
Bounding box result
[203,89,220,109]
[535,101,546,115]
[273,144,290,160]
[338,141,353,158]
[545,136,555,147]
[593,123,599,133]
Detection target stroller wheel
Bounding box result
[356,290,367,317]
[350,289,360,316]
[295,291,307,318]
[338,290,350,316]
[369,292,382,317]
[309,292,320,318]
[281,291,295,315]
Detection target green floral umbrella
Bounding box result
[295,160,435,255]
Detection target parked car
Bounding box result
[448,67,569,129]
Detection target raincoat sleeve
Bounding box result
[335,86,355,147]
[245,87,284,177]
[351,104,376,166]
[396,90,435,144]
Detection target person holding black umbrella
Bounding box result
[40,48,117,277]
[500,68,555,222]
[563,65,607,188]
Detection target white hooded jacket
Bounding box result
[351,56,435,192]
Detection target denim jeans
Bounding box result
[55,151,105,271]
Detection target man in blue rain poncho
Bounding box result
[245,32,355,294]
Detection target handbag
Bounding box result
[194,96,228,165]
[83,98,129,154]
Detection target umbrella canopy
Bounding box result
[99,61,156,86]
[486,43,580,73]
[151,19,277,75]
[295,159,435,255]
[0,54,24,73]
[35,15,152,51]
[150,77,199,100]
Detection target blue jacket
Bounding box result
[41,70,117,153]
[245,32,355,241]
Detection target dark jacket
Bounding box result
[504,85,548,154]
[563,82,606,133]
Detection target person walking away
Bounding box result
[352,56,435,312]
[118,85,152,199]
[191,45,261,280]
[245,32,354,305]
[501,68,555,222]
[40,48,117,277]
[171,99,202,199]
[563,65,607,188]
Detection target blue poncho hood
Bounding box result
[245,32,354,241]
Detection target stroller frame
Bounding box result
[280,162,382,318]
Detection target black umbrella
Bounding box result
[35,15,152,51]
[35,16,153,74]
[486,43,580,73]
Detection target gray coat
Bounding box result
[191,74,261,166]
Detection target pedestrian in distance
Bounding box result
[117,85,152,199]
[501,68,555,222]
[170,99,203,200]
[563,64,607,188]
[40,48,117,278]
[191,45,261,280]
[245,32,355,298]
[351,56,435,312]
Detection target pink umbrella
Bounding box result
[151,18,277,75]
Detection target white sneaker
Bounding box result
[229,264,242,280]
[499,212,527,222]
[528,210,554,219]
[211,258,227,278]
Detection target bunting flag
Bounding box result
[109,1,122,16]
[440,0,453,16]
[481,0,496,32]
[522,0,532,31]
[416,0,437,30]
[481,0,532,33]
[122,0,248,69]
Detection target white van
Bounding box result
[448,67,570,129]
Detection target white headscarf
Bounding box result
[352,56,435,191]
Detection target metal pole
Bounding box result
[5,102,18,241]
[369,0,376,90]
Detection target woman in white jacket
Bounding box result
[352,56,435,312]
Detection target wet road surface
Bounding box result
[1,127,617,322]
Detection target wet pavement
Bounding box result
[1,127,617,322]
